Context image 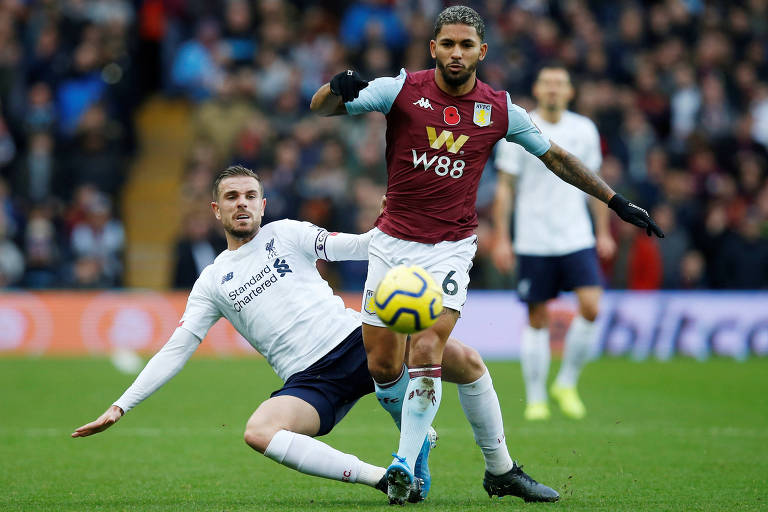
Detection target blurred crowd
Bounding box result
[0,0,135,287]
[1,0,768,291]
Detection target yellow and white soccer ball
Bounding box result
[373,265,443,334]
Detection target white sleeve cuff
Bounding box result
[319,230,373,262]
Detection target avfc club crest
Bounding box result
[473,102,492,127]
[363,289,376,315]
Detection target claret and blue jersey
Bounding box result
[345,68,551,244]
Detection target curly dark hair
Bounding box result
[433,5,485,42]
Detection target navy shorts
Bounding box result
[516,247,602,303]
[271,326,374,436]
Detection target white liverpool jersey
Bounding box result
[179,219,363,381]
[495,110,602,256]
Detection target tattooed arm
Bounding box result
[538,142,665,237]
[538,142,614,203]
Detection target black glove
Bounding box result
[330,70,368,103]
[608,193,665,238]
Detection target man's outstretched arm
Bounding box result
[539,142,664,237]
[71,328,200,438]
[310,83,347,116]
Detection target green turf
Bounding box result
[1,357,766,511]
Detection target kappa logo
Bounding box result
[265,238,277,258]
[413,97,434,110]
[426,126,469,154]
[221,272,234,284]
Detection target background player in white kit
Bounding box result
[493,65,616,421]
[72,166,559,503]
[311,5,661,503]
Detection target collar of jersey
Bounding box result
[221,229,263,258]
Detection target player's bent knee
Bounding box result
[243,421,281,454]
[528,303,548,329]
[580,303,600,322]
[367,358,404,383]
[362,323,406,382]
[464,345,487,377]
[409,336,444,366]
[441,338,487,384]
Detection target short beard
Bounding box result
[226,225,258,240]
[543,102,560,112]
[437,59,477,88]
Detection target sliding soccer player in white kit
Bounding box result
[72,166,557,503]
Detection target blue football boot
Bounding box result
[385,454,414,505]
[410,426,438,502]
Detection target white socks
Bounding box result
[397,366,442,470]
[264,429,384,486]
[556,315,597,388]
[520,325,550,403]
[457,370,514,476]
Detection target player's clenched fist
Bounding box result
[608,193,665,238]
[330,70,368,103]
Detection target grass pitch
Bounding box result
[1,356,766,511]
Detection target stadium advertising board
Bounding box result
[0,291,766,359]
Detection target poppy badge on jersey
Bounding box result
[473,102,492,127]
[443,106,460,125]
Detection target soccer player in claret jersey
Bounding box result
[311,5,663,504]
[493,65,615,421]
[71,166,550,503]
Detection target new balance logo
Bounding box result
[221,272,234,284]
[413,97,434,110]
[426,126,469,154]
[273,258,292,277]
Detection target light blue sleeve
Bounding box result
[345,68,407,115]
[504,93,551,156]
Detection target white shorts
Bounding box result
[361,228,478,327]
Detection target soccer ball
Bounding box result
[373,265,443,334]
